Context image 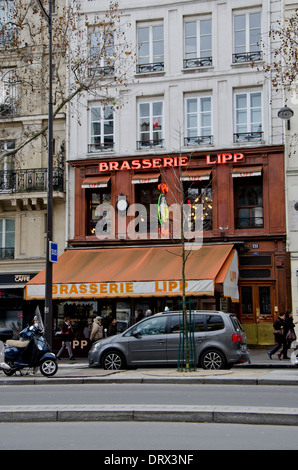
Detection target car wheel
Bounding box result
[200,350,226,370]
[102,351,125,370]
[39,358,58,377]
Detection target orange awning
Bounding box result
[131,173,160,184]
[232,166,262,178]
[180,169,211,181]
[26,244,238,300]
[81,175,111,188]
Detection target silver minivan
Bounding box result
[88,310,250,370]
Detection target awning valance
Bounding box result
[26,245,238,301]
[232,166,262,178]
[180,169,211,181]
[81,175,111,188]
[131,173,160,184]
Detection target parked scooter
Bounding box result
[0,310,58,377]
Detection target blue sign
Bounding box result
[49,241,58,263]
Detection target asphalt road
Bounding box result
[1,421,298,450]
[1,382,298,408]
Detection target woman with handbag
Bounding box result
[268,312,286,359]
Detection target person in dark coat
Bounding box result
[108,318,117,336]
[268,312,286,359]
[280,309,298,359]
[57,317,75,360]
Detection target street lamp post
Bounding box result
[37,0,54,349]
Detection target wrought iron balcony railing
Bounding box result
[88,142,114,153]
[0,247,14,260]
[183,57,212,68]
[136,62,164,73]
[184,135,213,146]
[232,51,263,63]
[0,168,64,193]
[233,131,263,143]
[137,139,164,150]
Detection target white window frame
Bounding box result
[184,16,212,65]
[185,95,212,145]
[234,90,263,141]
[0,218,15,258]
[137,22,164,72]
[89,27,115,75]
[89,105,114,153]
[0,68,17,114]
[138,99,164,149]
[233,10,261,55]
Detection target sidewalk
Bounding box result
[1,348,298,426]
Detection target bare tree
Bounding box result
[0,0,134,164]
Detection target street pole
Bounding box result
[37,0,53,348]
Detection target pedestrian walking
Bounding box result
[90,316,103,342]
[268,312,286,360]
[57,317,75,360]
[280,309,298,359]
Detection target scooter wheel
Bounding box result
[3,367,16,376]
[39,358,58,377]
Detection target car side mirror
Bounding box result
[132,331,142,338]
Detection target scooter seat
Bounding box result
[6,339,30,348]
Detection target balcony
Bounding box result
[0,168,64,193]
[136,62,164,74]
[0,247,14,260]
[183,57,212,69]
[0,102,17,118]
[233,131,263,143]
[88,65,114,77]
[184,135,213,146]
[137,139,164,150]
[88,142,114,153]
[232,51,263,63]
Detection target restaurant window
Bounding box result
[234,90,262,142]
[88,105,114,153]
[183,181,212,231]
[0,218,14,259]
[134,183,160,234]
[137,22,164,73]
[185,96,212,146]
[233,10,262,62]
[234,176,263,229]
[86,188,111,236]
[137,100,164,149]
[184,16,212,68]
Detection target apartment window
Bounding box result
[0,218,14,259]
[137,100,163,149]
[234,91,262,142]
[89,28,114,76]
[0,0,15,45]
[86,189,111,236]
[88,106,114,152]
[0,140,15,191]
[233,11,262,62]
[185,96,212,146]
[184,17,212,68]
[0,68,17,117]
[137,23,164,73]
[234,176,263,228]
[183,182,212,231]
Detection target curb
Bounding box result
[1,374,298,386]
[1,404,298,426]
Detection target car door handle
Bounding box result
[157,340,165,344]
